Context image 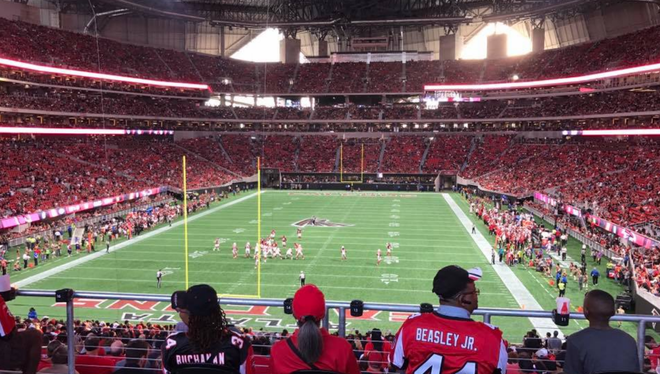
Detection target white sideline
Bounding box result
[15,191,263,288]
[441,193,563,337]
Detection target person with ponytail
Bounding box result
[270,285,360,374]
[162,284,252,374]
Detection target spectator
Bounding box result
[75,334,116,374]
[392,265,507,374]
[547,331,562,353]
[270,284,360,374]
[0,282,43,374]
[361,328,390,373]
[162,284,252,374]
[646,336,660,372]
[113,339,152,374]
[38,341,79,374]
[28,307,37,320]
[564,290,639,374]
[506,351,522,374]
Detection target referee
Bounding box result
[157,269,163,288]
[299,271,305,287]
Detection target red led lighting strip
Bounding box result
[0,57,209,90]
[425,62,660,91]
[0,127,174,135]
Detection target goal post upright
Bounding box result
[257,157,261,298]
[361,143,364,183]
[340,143,343,180]
[339,142,364,184]
[183,156,189,290]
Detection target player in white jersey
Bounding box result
[272,244,282,259]
[295,243,305,260]
[285,246,293,259]
[386,242,392,257]
[377,248,382,266]
[254,252,260,268]
[297,228,302,239]
[213,238,220,252]
[264,242,272,261]
[341,246,347,261]
[245,242,251,258]
[270,229,276,239]
[232,243,238,259]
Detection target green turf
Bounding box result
[6,191,641,342]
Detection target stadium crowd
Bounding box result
[4,134,660,233]
[0,137,236,219]
[2,16,660,95]
[0,268,646,374]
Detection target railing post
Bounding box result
[338,307,346,338]
[483,313,491,324]
[323,307,330,331]
[66,297,75,374]
[638,320,646,371]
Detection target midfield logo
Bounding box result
[292,218,353,228]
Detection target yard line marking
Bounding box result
[442,193,562,338]
[15,192,263,288]
[37,275,512,296]
[49,265,504,283]
[106,246,480,255]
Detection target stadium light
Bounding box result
[425,61,660,91]
[562,129,660,136]
[0,127,174,135]
[0,57,209,90]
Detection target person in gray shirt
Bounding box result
[564,290,639,374]
[547,330,562,353]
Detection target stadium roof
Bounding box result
[53,0,624,31]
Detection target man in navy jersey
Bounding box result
[392,265,508,374]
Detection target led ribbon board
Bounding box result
[0,127,174,135]
[425,62,660,91]
[0,187,168,230]
[0,57,209,91]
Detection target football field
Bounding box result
[7,191,635,341]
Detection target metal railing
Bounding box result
[15,289,660,373]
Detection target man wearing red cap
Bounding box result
[392,266,508,374]
[270,285,360,374]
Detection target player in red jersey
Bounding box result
[281,235,287,248]
[386,242,393,257]
[392,266,507,374]
[297,228,303,239]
